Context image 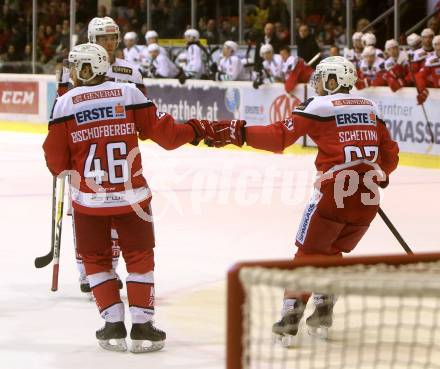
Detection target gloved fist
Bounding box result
[205,120,247,147]
[185,119,215,145]
[417,89,429,105]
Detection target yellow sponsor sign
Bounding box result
[159,39,208,47]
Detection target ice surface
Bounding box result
[0,132,438,369]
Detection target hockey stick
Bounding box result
[34,176,57,268]
[51,176,66,291]
[407,55,436,152]
[378,207,414,255]
[306,52,321,67]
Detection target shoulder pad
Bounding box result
[294,97,314,112]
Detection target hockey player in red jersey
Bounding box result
[406,28,435,86]
[43,43,213,352]
[383,39,409,92]
[207,56,399,343]
[281,46,314,95]
[57,16,150,295]
[415,35,440,104]
[356,46,387,89]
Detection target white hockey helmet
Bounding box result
[433,35,440,47]
[224,40,238,54]
[406,33,421,47]
[362,45,376,57]
[68,43,109,82]
[145,30,159,41]
[361,32,376,47]
[313,56,357,94]
[259,43,274,57]
[147,43,160,53]
[421,28,435,38]
[88,16,120,43]
[352,32,363,41]
[385,39,399,51]
[123,31,137,41]
[184,29,200,41]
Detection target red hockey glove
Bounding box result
[185,119,215,145]
[206,120,247,147]
[416,89,429,105]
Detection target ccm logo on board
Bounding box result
[0,82,38,114]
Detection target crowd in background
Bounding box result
[1,0,440,100]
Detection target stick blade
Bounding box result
[34,252,54,268]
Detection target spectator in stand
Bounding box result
[361,32,384,58]
[323,0,344,27]
[267,0,289,26]
[39,25,57,62]
[297,24,320,65]
[165,0,188,38]
[219,19,238,43]
[201,19,219,45]
[329,45,340,56]
[383,39,409,92]
[254,0,269,33]
[58,20,70,52]
[317,21,337,48]
[0,44,20,62]
[427,16,440,35]
[356,45,386,89]
[274,22,289,45]
[356,18,370,32]
[353,0,373,26]
[151,0,169,36]
[280,45,313,94]
[254,22,284,71]
[344,32,363,67]
[415,35,440,105]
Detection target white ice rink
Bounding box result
[0,131,439,369]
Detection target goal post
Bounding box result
[226,252,440,369]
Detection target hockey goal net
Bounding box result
[226,253,440,369]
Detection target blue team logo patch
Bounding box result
[75,104,126,125]
[335,112,377,127]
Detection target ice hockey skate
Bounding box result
[96,321,127,352]
[130,321,166,353]
[306,294,335,339]
[272,300,305,347]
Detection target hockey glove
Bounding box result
[416,89,428,105]
[185,119,215,146]
[206,120,246,147]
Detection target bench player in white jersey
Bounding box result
[361,32,384,59]
[216,40,246,81]
[207,56,399,343]
[146,43,180,78]
[253,44,283,88]
[43,43,214,352]
[123,31,145,64]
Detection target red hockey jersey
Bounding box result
[415,54,440,90]
[246,93,399,178]
[43,81,194,216]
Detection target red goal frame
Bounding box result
[226,252,440,369]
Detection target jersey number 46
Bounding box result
[84,142,129,185]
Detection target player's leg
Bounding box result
[72,213,91,294]
[114,206,165,353]
[110,226,123,290]
[273,188,345,343]
[74,211,127,352]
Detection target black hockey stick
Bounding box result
[51,176,66,291]
[407,55,436,151]
[378,207,414,255]
[34,176,57,268]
